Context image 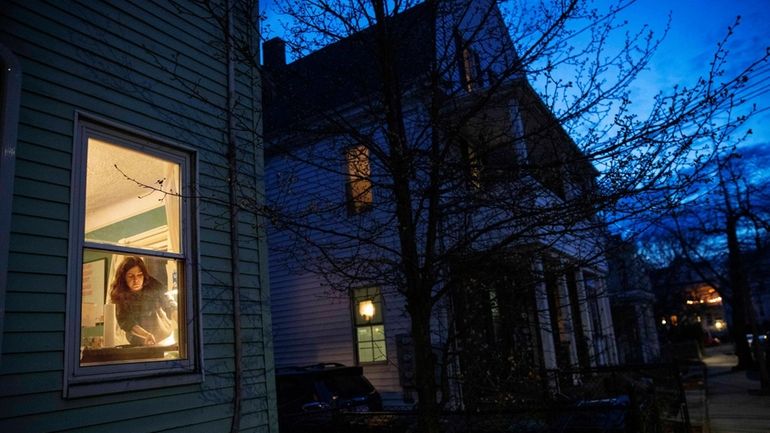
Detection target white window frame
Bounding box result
[64,113,202,398]
[352,286,388,364]
[0,44,21,364]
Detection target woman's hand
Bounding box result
[130,325,156,345]
[143,333,156,345]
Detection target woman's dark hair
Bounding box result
[109,256,151,303]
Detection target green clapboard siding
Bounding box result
[0,0,275,431]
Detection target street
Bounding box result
[703,345,770,432]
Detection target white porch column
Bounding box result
[582,271,608,366]
[556,271,579,368]
[532,257,557,371]
[574,268,597,367]
[595,277,619,365]
[641,304,661,363]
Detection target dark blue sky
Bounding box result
[261,0,770,151]
[609,0,770,150]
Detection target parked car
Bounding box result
[746,333,768,347]
[550,395,630,433]
[746,333,770,367]
[275,363,382,432]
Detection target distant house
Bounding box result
[263,0,617,408]
[606,236,661,364]
[0,2,276,432]
[650,258,728,343]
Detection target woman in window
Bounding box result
[110,256,177,346]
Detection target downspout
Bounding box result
[226,1,244,431]
[0,45,21,367]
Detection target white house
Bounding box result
[263,0,618,408]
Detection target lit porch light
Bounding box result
[715,320,725,330]
[359,300,375,321]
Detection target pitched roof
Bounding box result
[264,2,436,137]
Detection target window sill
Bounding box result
[359,361,389,366]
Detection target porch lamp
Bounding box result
[359,299,375,321]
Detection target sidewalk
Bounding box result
[702,345,770,433]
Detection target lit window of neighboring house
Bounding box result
[353,287,387,363]
[455,33,482,92]
[65,115,200,397]
[0,44,21,364]
[461,48,481,91]
[346,145,373,214]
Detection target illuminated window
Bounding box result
[346,145,372,214]
[461,48,481,91]
[65,116,199,397]
[455,33,482,92]
[353,287,387,363]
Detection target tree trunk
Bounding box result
[726,216,770,389]
[370,0,443,429]
[409,296,441,433]
[726,216,753,370]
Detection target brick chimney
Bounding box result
[263,37,286,68]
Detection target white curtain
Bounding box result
[164,163,181,254]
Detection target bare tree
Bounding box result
[262,0,769,430]
[641,147,770,390]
